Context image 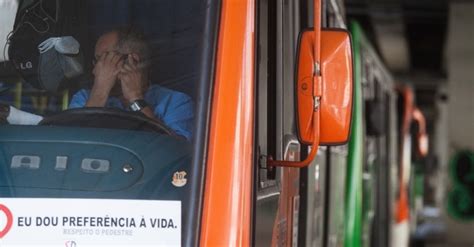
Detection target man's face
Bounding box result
[93,32,123,96]
[94,31,119,64]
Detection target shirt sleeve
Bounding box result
[156,92,194,141]
[68,89,89,109]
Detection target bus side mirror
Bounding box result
[412,108,429,157]
[267,29,353,168]
[296,29,353,146]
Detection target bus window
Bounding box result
[0,0,218,245]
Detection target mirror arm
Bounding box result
[267,110,320,168]
[412,108,426,134]
[313,0,321,62]
[412,108,429,157]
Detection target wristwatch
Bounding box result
[129,99,149,112]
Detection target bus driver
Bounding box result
[69,27,193,140]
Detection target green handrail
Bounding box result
[344,21,364,247]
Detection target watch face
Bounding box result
[129,100,148,112]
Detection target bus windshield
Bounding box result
[0,0,217,245]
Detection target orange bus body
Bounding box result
[200,0,255,245]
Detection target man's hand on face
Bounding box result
[119,54,145,102]
[93,51,123,92]
[87,51,124,107]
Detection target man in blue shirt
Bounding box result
[69,27,193,140]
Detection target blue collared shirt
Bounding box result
[69,84,194,140]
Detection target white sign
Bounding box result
[0,198,181,246]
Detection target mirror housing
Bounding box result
[296,29,353,145]
[268,29,353,168]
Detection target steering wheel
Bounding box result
[39,107,175,136]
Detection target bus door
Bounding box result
[254,0,304,246]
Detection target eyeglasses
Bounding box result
[92,53,129,66]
